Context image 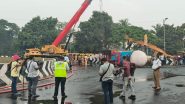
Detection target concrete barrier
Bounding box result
[0,61,54,87]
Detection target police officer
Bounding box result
[53,56,70,99]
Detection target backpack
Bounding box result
[6,62,12,77]
[130,63,136,76]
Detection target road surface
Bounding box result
[0,66,185,104]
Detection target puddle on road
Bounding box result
[88,88,121,104]
[28,97,68,104]
[176,84,185,87]
[29,100,57,104]
[89,94,103,104]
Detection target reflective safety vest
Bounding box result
[54,62,67,77]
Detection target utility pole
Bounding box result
[183,29,185,50]
[99,0,103,12]
[163,18,168,51]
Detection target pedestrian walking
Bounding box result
[53,56,70,99]
[10,54,22,97]
[27,56,40,98]
[99,58,115,104]
[89,55,93,66]
[119,56,136,100]
[77,55,82,66]
[128,62,136,100]
[152,53,162,90]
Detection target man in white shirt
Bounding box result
[99,58,115,104]
[27,56,40,98]
[152,53,162,90]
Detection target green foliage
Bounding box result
[0,19,20,55]
[153,24,185,54]
[1,12,185,55]
[17,16,66,54]
[111,19,154,50]
[75,11,113,52]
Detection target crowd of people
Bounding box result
[9,55,70,101]
[7,52,173,104]
[159,54,185,66]
[98,53,163,104]
[69,53,102,67]
[99,56,137,104]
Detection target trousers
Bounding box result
[54,77,66,96]
[120,77,135,96]
[27,76,39,96]
[102,79,113,104]
[153,69,161,88]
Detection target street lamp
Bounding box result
[183,29,185,50]
[163,18,168,51]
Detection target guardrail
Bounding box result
[0,61,74,94]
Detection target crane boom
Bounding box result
[52,0,92,46]
[24,0,93,57]
[125,35,173,57]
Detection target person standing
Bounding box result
[128,62,136,100]
[152,53,162,90]
[119,56,136,100]
[27,56,40,98]
[89,55,93,66]
[11,54,22,97]
[64,55,70,63]
[84,55,88,66]
[64,55,72,71]
[99,58,115,104]
[77,55,82,66]
[182,54,185,65]
[53,56,70,99]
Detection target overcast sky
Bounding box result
[0,0,185,29]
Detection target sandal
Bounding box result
[155,87,161,90]
[152,87,157,89]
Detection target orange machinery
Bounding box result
[125,34,173,57]
[24,0,92,58]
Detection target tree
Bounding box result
[112,19,154,50]
[153,24,185,54]
[0,19,20,55]
[74,11,113,52]
[17,16,66,54]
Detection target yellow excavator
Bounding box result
[24,44,67,58]
[125,34,173,57]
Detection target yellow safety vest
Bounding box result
[54,62,67,77]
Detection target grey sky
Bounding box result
[0,0,185,29]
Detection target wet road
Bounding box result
[0,66,185,104]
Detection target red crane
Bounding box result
[25,0,92,57]
[53,0,92,46]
